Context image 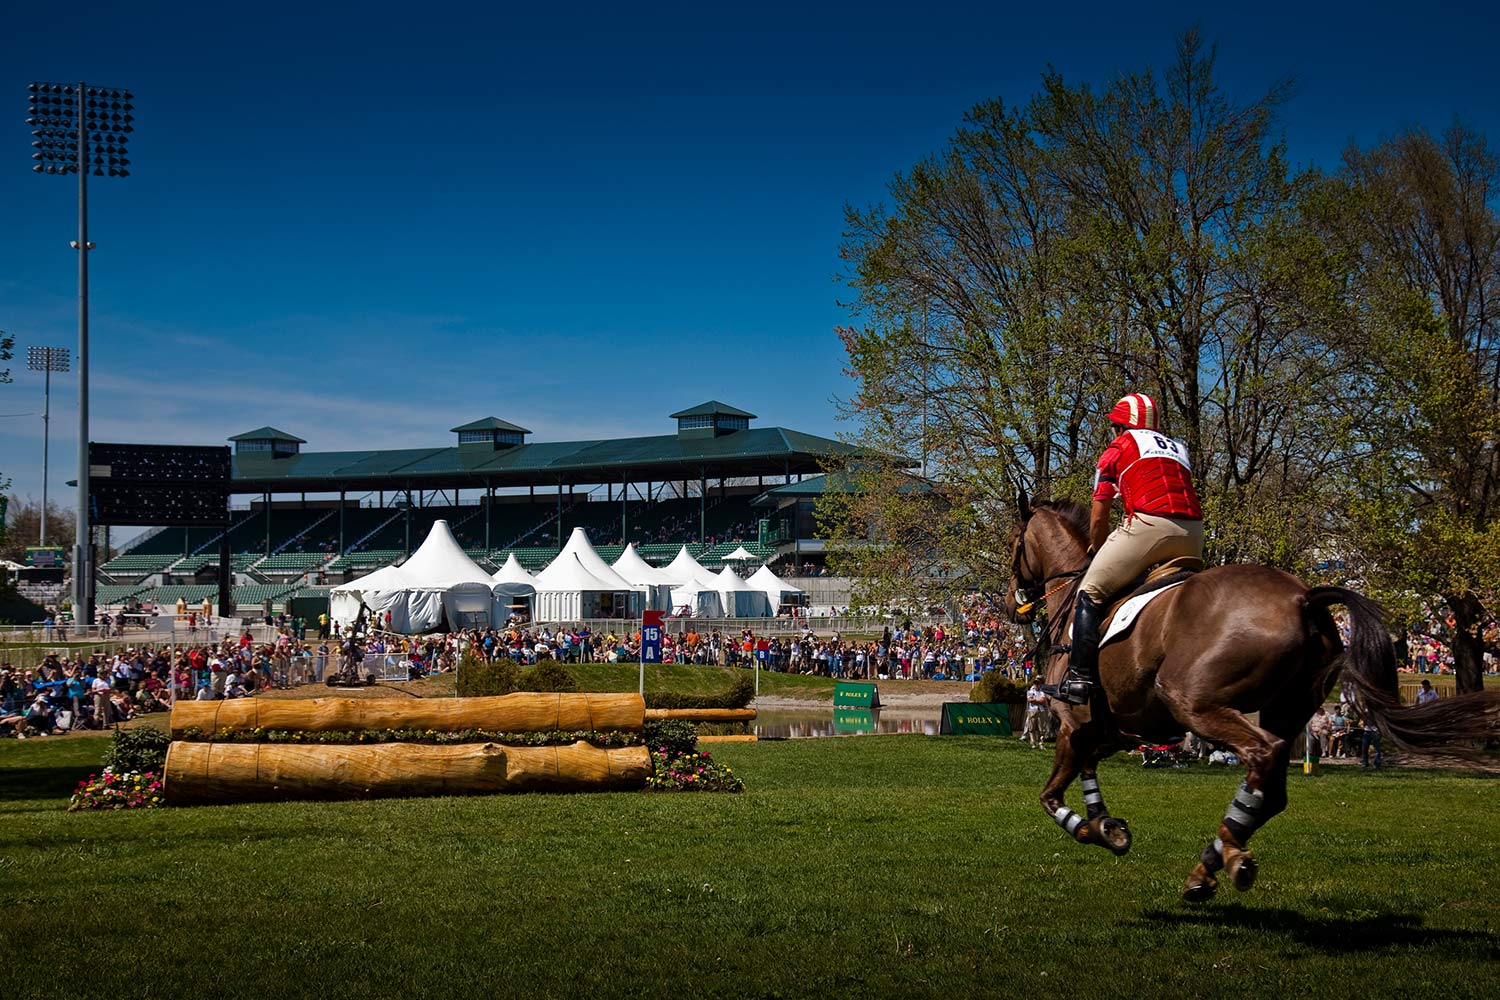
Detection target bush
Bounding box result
[518,660,578,693]
[970,671,1026,704]
[456,653,520,697]
[643,719,699,758]
[645,672,755,710]
[101,726,171,774]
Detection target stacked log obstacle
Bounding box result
[169,692,645,738]
[164,741,651,805]
[164,692,755,805]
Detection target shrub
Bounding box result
[456,653,520,697]
[970,671,1026,704]
[518,660,578,692]
[643,719,699,758]
[645,672,754,710]
[102,726,171,774]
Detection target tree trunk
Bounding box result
[164,740,650,805]
[170,692,645,738]
[1444,593,1488,695]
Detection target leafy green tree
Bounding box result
[829,31,1345,595]
[1318,125,1500,694]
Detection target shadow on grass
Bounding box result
[1141,904,1500,958]
[0,765,94,802]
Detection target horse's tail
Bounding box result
[1305,586,1500,759]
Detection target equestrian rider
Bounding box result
[1050,392,1204,705]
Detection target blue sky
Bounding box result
[3,0,1498,517]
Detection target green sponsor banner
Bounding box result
[940,702,1013,736]
[25,546,66,568]
[833,708,875,734]
[833,681,881,709]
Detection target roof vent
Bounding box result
[451,417,531,450]
[670,401,755,438]
[228,426,305,458]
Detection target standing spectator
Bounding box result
[1309,705,1333,760]
[1022,679,1049,749]
[1360,713,1383,769]
[1416,679,1439,705]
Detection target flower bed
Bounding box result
[646,747,743,793]
[69,769,164,811]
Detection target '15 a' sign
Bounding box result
[641,610,664,664]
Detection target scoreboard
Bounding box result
[88,443,231,527]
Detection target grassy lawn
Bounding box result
[1,732,1496,999]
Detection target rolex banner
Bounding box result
[940,702,1012,736]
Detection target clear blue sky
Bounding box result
[3,1,1498,517]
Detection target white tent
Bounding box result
[661,545,724,617]
[329,520,501,633]
[554,528,639,595]
[723,545,760,563]
[533,552,636,621]
[716,565,772,618]
[490,553,539,620]
[748,564,806,613]
[611,543,676,612]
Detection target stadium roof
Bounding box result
[751,471,935,506]
[669,400,756,419]
[231,425,897,494]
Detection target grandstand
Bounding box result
[96,402,898,612]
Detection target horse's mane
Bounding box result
[1031,498,1089,543]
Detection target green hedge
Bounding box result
[644,673,754,710]
[970,671,1026,704]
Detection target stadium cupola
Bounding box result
[451,417,531,450]
[228,426,305,458]
[670,401,756,439]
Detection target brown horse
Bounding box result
[1004,497,1500,902]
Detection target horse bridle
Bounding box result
[1010,515,1085,664]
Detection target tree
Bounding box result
[829,31,1347,596]
[0,497,76,564]
[1318,125,1500,694]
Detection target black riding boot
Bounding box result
[1051,592,1103,706]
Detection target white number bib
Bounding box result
[1126,429,1191,470]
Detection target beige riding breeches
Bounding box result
[1081,511,1204,602]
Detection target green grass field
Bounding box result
[1,731,1496,999]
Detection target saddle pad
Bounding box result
[1100,580,1186,648]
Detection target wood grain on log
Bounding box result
[169,692,645,738]
[163,740,651,805]
[643,708,757,722]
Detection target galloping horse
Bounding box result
[1004,497,1499,901]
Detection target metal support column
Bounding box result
[338,490,345,554]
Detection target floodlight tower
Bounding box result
[26,346,71,546]
[27,80,134,626]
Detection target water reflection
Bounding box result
[753,706,941,739]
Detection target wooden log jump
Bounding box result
[169,692,646,738]
[644,708,757,722]
[164,740,651,805]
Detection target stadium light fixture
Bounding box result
[26,345,71,547]
[28,80,134,627]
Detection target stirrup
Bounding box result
[1043,674,1092,706]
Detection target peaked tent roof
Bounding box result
[748,564,804,597]
[331,562,415,593]
[723,545,759,561]
[534,552,628,593]
[553,527,638,591]
[662,545,719,588]
[398,520,495,586]
[669,400,756,419]
[612,543,678,586]
[492,553,539,586]
[715,566,758,592]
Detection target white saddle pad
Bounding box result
[1099,580,1187,648]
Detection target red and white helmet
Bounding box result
[1108,392,1159,431]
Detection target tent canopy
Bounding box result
[549,527,637,591]
[723,545,759,562]
[492,553,539,586]
[397,520,494,586]
[662,545,719,588]
[535,552,629,593]
[748,563,804,597]
[612,543,678,586]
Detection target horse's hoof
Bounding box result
[1098,816,1132,856]
[1182,873,1218,903]
[1229,854,1258,892]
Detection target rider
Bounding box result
[1050,392,1204,705]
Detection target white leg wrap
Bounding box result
[1053,806,1085,835]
